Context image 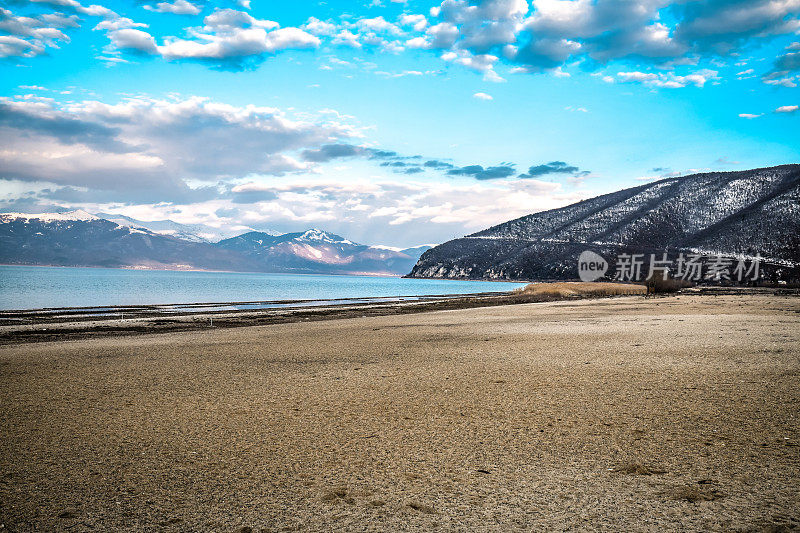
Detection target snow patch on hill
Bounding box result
[0,210,99,223]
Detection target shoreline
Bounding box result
[0,291,567,345]
[2,285,793,346]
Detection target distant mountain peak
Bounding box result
[300,228,328,239]
[301,228,341,241]
[298,228,348,242]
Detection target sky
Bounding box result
[0,0,799,247]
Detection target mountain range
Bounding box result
[408,164,800,282]
[94,213,266,243]
[0,211,430,276]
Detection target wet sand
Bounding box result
[1,294,798,531]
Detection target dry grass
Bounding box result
[515,281,647,298]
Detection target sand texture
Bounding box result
[1,294,798,531]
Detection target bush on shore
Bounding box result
[645,276,694,293]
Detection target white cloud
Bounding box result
[398,14,428,32]
[101,9,320,67]
[405,36,431,49]
[425,21,459,49]
[144,1,201,16]
[0,35,45,58]
[94,17,148,31]
[763,75,798,88]
[201,9,278,32]
[483,69,506,82]
[738,113,763,119]
[473,92,493,100]
[441,49,498,72]
[357,16,402,35]
[332,29,361,48]
[375,70,428,78]
[157,26,319,62]
[0,7,71,58]
[302,17,337,36]
[38,13,80,29]
[110,28,158,54]
[616,69,719,88]
[26,0,116,18]
[97,55,129,64]
[774,105,799,114]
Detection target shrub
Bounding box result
[645,276,693,293]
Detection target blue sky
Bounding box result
[1,0,799,247]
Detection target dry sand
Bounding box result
[0,294,798,531]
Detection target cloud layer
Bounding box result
[0,95,357,200]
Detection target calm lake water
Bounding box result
[0,265,523,310]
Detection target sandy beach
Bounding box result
[1,293,798,531]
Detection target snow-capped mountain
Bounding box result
[215,229,426,275]
[0,209,100,223]
[0,213,431,275]
[94,213,264,243]
[0,210,257,271]
[408,164,800,281]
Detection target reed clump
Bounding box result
[515,281,647,299]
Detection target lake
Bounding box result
[0,265,524,310]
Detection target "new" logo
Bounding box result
[578,250,608,282]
